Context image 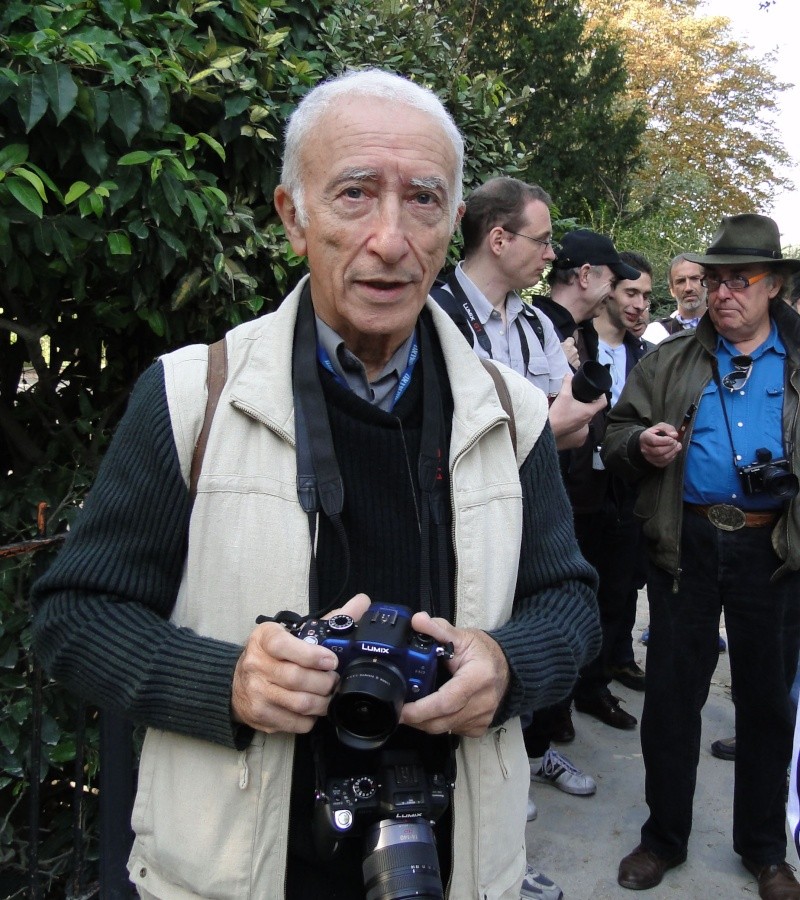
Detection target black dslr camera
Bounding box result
[314,749,450,900]
[278,603,454,750]
[738,448,799,500]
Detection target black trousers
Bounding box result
[640,509,800,864]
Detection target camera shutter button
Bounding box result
[334,810,353,830]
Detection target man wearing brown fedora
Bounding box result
[603,214,800,899]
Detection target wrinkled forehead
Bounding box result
[307,95,460,190]
[670,259,704,282]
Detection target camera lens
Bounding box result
[330,659,406,751]
[362,819,443,900]
[763,466,800,500]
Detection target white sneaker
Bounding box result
[530,747,597,796]
[520,864,563,900]
[526,795,538,821]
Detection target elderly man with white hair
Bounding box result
[31,69,599,899]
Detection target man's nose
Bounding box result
[368,202,409,261]
[543,243,557,263]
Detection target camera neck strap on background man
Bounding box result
[292,285,450,621]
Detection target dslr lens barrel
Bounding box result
[362,819,443,900]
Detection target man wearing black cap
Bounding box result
[604,214,800,899]
[530,231,643,734]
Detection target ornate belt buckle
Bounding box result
[707,504,746,532]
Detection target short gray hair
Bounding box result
[281,69,465,227]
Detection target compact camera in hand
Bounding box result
[286,603,454,750]
[738,448,799,500]
[314,749,450,900]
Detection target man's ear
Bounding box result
[488,225,507,257]
[577,263,592,288]
[274,185,308,257]
[767,273,784,300]
[453,201,466,231]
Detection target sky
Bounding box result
[699,0,799,248]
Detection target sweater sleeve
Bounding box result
[31,362,250,750]
[488,422,601,722]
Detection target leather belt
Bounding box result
[686,503,779,532]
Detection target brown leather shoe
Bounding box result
[575,691,637,730]
[618,844,687,890]
[743,859,800,899]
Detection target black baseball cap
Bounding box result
[555,229,640,281]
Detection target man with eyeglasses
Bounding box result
[643,254,708,344]
[432,177,605,452]
[603,215,800,899]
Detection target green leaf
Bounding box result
[185,191,208,229]
[0,143,28,172]
[197,132,226,162]
[13,167,47,202]
[109,90,143,144]
[107,232,132,255]
[158,229,187,256]
[0,720,19,754]
[41,63,78,125]
[7,177,43,218]
[118,150,152,166]
[0,642,18,668]
[65,181,92,204]
[16,73,49,133]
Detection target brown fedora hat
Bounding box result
[684,214,800,272]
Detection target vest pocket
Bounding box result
[476,724,528,897]
[130,729,266,897]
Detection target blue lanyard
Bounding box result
[316,332,420,411]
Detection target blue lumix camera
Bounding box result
[288,603,454,750]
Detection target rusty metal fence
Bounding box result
[1,504,136,899]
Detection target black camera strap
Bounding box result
[711,359,747,474]
[292,287,350,615]
[292,287,450,621]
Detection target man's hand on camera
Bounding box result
[231,593,372,734]
[399,612,510,737]
[550,373,607,450]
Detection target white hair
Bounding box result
[281,68,464,227]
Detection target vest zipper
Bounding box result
[230,399,296,446]
[449,416,512,600]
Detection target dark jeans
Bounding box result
[641,508,800,864]
[573,484,640,700]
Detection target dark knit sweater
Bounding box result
[32,339,599,748]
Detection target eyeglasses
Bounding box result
[503,229,559,252]
[721,354,753,391]
[701,271,769,292]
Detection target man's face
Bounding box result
[584,265,616,319]
[706,265,781,344]
[501,199,557,291]
[669,259,707,315]
[605,271,653,334]
[274,96,462,359]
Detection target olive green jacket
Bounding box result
[601,300,800,582]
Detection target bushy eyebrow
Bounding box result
[409,175,448,196]
[328,168,379,191]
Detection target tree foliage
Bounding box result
[436,0,647,218]
[581,0,792,235]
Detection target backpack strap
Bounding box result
[189,338,228,505]
[479,358,517,458]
